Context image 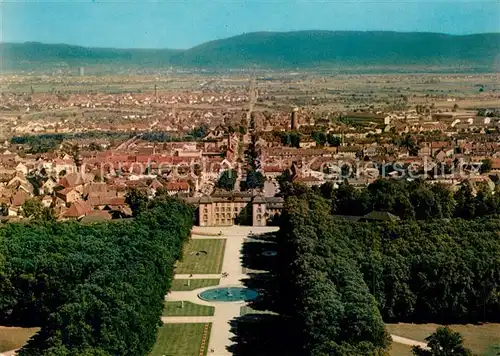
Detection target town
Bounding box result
[0,72,499,226]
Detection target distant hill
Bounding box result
[0,42,181,70]
[2,31,500,71]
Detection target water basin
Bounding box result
[199,287,258,302]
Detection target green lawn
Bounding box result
[150,323,211,356]
[0,327,39,352]
[240,306,278,316]
[175,239,226,274]
[171,278,220,291]
[163,301,215,317]
[387,323,500,356]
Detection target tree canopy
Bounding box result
[412,327,473,356]
[216,169,238,191]
[0,196,194,355]
[277,185,500,355]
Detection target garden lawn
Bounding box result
[240,306,278,316]
[150,323,211,356]
[175,239,226,274]
[171,278,220,291]
[163,301,215,317]
[386,323,500,356]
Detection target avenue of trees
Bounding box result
[0,196,193,355]
[241,134,265,191]
[277,185,500,355]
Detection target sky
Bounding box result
[1,0,499,49]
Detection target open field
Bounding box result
[389,342,414,356]
[150,323,211,356]
[0,327,39,352]
[163,301,215,317]
[171,278,220,291]
[175,239,226,274]
[386,323,500,356]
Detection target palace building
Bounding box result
[186,191,283,227]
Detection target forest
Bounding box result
[291,178,500,220]
[277,185,500,355]
[0,197,193,355]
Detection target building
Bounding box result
[291,107,299,131]
[187,191,284,227]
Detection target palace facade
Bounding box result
[186,191,283,227]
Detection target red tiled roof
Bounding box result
[11,190,30,206]
[166,181,189,191]
[63,201,92,218]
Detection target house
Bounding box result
[8,206,20,217]
[15,162,28,175]
[41,178,58,195]
[41,195,53,208]
[61,200,93,220]
[0,168,16,183]
[165,181,190,196]
[10,189,31,208]
[363,146,379,157]
[56,188,81,204]
[7,172,33,195]
[418,146,432,157]
[58,172,94,194]
[299,140,317,149]
[148,178,164,196]
[80,210,112,223]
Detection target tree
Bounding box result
[242,170,265,190]
[480,158,492,174]
[88,142,102,151]
[246,134,260,170]
[326,134,341,147]
[216,169,238,191]
[125,188,149,216]
[21,198,54,220]
[454,182,476,218]
[412,327,473,356]
[0,203,8,216]
[319,181,336,200]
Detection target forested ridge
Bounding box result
[2,31,499,71]
[277,184,500,355]
[0,197,193,355]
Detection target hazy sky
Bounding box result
[1,0,499,49]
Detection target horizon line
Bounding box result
[2,30,500,51]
